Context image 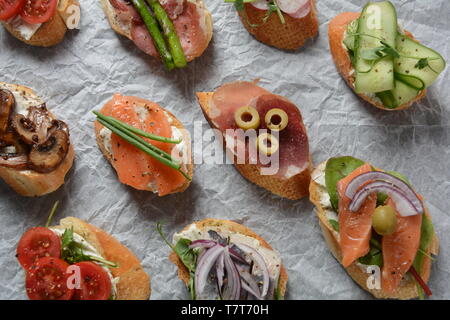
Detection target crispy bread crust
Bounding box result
[196,91,311,200]
[238,0,318,50]
[2,0,80,47]
[169,218,288,299]
[0,82,75,197]
[94,97,193,195]
[309,160,439,299]
[328,12,426,111]
[56,217,151,300]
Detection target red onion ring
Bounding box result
[223,248,241,300]
[194,244,225,298]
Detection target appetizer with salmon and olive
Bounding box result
[159,219,288,300]
[0,82,74,196]
[197,80,311,200]
[94,93,193,196]
[16,204,150,300]
[310,156,439,299]
[329,1,445,110]
[100,0,212,70]
[1,0,80,47]
[227,0,318,50]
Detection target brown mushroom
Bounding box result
[11,114,38,145]
[28,129,70,173]
[0,153,28,169]
[0,89,15,134]
[27,105,53,144]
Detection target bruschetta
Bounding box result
[1,0,80,47]
[159,218,288,300]
[17,215,151,300]
[196,80,311,200]
[329,1,445,110]
[230,0,318,50]
[309,156,439,299]
[100,0,212,70]
[94,93,193,196]
[0,82,74,196]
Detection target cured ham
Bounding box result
[251,0,312,19]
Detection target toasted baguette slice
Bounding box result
[52,217,151,300]
[94,96,193,195]
[0,82,75,197]
[238,0,318,50]
[196,91,311,200]
[2,0,80,47]
[328,12,426,111]
[170,218,288,299]
[309,161,439,299]
[99,0,213,62]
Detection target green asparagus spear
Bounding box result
[146,0,187,68]
[131,0,175,70]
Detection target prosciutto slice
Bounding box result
[209,81,310,178]
[251,0,311,19]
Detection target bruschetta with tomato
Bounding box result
[309,156,439,299]
[159,219,288,300]
[329,1,445,110]
[196,80,311,200]
[17,215,151,300]
[0,82,74,196]
[100,0,212,70]
[1,0,81,47]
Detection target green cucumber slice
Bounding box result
[395,34,446,88]
[395,72,425,91]
[376,90,397,109]
[355,1,398,93]
[376,79,419,109]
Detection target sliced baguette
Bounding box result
[2,0,80,47]
[53,217,151,300]
[0,82,75,197]
[309,161,439,299]
[94,97,193,195]
[238,0,318,50]
[328,12,426,111]
[196,91,311,200]
[169,218,288,299]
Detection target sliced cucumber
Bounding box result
[355,1,398,93]
[395,34,446,88]
[395,72,425,91]
[376,90,397,109]
[377,79,419,109]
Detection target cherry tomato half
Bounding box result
[72,261,112,300]
[20,0,58,24]
[25,257,73,300]
[0,0,25,20]
[17,226,61,270]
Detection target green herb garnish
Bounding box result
[328,219,339,232]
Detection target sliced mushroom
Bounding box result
[11,114,38,145]
[28,129,70,173]
[0,153,28,169]
[0,89,15,134]
[27,105,53,144]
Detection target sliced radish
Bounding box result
[276,0,311,19]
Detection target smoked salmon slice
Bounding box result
[336,163,376,267]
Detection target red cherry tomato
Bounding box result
[0,0,25,20]
[20,0,58,24]
[72,261,112,300]
[25,257,73,300]
[17,227,61,270]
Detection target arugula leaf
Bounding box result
[328,219,339,232]
[358,247,383,267]
[413,215,434,274]
[325,156,365,211]
[234,0,244,11]
[377,170,412,205]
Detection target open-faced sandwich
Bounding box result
[158,219,288,300]
[100,0,212,70]
[0,82,74,196]
[329,1,445,110]
[1,0,81,47]
[196,80,311,200]
[310,156,439,299]
[227,0,318,50]
[94,93,193,196]
[16,205,150,300]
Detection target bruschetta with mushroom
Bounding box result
[0,82,74,196]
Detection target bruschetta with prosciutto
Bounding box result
[329,1,445,110]
[196,80,311,200]
[229,0,318,50]
[0,82,74,196]
[1,0,81,47]
[309,156,439,299]
[17,213,151,300]
[100,0,212,70]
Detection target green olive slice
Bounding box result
[265,108,288,131]
[256,133,279,156]
[234,106,260,130]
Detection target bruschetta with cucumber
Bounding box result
[158,219,288,300]
[329,1,445,110]
[309,156,439,299]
